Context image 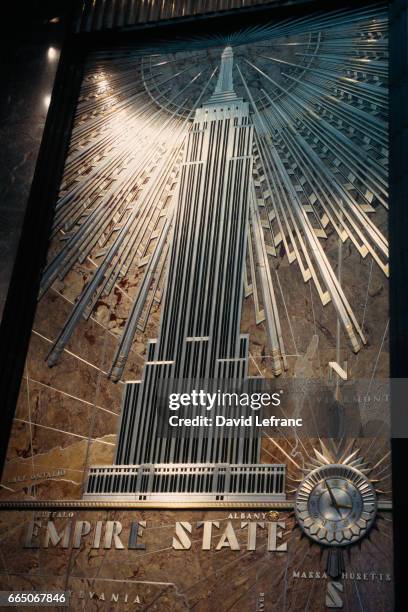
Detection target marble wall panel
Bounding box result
[0,510,393,611]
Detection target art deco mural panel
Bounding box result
[0,3,391,610]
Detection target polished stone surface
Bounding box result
[0,3,71,319]
[0,509,394,611]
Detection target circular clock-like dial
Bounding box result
[295,464,377,546]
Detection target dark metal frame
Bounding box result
[0,0,406,608]
[389,1,408,610]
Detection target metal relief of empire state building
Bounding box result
[84,47,286,502]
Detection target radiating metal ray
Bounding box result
[38,5,388,381]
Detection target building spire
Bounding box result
[208,46,239,104]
